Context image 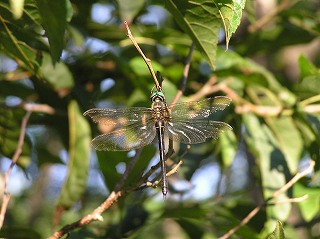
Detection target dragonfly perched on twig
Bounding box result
[84,89,232,197]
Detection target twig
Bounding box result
[124,21,162,92]
[248,0,294,33]
[48,191,121,239]
[21,103,55,115]
[0,111,32,229]
[219,160,314,239]
[272,160,314,198]
[189,77,320,116]
[219,206,262,239]
[170,43,195,106]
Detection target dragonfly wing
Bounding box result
[166,119,232,144]
[84,107,152,126]
[169,96,231,119]
[91,120,156,151]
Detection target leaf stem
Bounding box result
[123,21,162,92]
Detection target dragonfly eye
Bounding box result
[150,91,165,102]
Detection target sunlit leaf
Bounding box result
[266,117,303,173]
[243,113,291,221]
[165,0,221,69]
[214,0,246,48]
[293,182,320,222]
[39,52,74,90]
[219,130,237,167]
[9,0,25,19]
[266,221,285,239]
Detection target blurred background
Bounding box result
[0,0,320,238]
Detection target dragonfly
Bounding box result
[84,89,232,197]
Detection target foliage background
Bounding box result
[0,0,320,238]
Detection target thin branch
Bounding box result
[170,43,195,106]
[21,102,55,115]
[0,111,32,229]
[189,77,320,116]
[124,21,162,92]
[248,0,294,33]
[48,191,121,239]
[219,206,262,239]
[272,160,315,198]
[219,160,314,239]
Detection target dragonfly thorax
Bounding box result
[151,93,170,122]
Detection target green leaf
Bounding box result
[36,0,72,62]
[214,0,246,48]
[57,100,91,209]
[165,0,221,69]
[0,107,31,168]
[266,117,303,173]
[219,129,237,167]
[40,52,74,89]
[266,221,285,239]
[243,114,291,220]
[226,0,246,47]
[0,15,40,75]
[298,55,320,79]
[117,0,145,22]
[9,0,25,19]
[293,182,320,222]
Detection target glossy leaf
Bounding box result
[56,100,91,209]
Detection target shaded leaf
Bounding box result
[56,100,91,209]
[0,106,31,168]
[0,15,41,75]
[0,227,41,239]
[36,0,72,62]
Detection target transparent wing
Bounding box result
[169,96,231,119]
[166,119,232,144]
[83,107,152,126]
[91,119,156,151]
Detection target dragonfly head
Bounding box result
[150,91,165,102]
